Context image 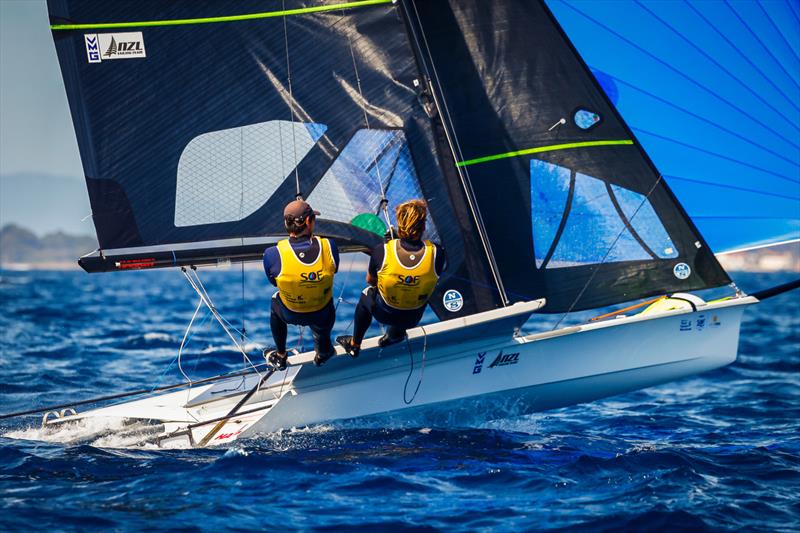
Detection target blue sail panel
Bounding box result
[548,0,800,253]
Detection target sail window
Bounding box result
[306,129,440,241]
[574,109,601,130]
[530,159,677,268]
[174,120,327,227]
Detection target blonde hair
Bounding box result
[395,199,427,241]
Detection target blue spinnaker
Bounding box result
[548,0,800,253]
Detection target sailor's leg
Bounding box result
[378,306,425,347]
[270,295,288,354]
[309,301,336,365]
[313,304,336,353]
[352,287,377,345]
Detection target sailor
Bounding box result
[338,199,446,357]
[264,200,339,369]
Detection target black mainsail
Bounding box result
[47,0,503,317]
[48,0,731,317]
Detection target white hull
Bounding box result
[37,296,755,447]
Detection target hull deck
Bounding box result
[37,296,755,447]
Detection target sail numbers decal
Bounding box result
[443,290,463,312]
[673,263,691,280]
[85,32,146,63]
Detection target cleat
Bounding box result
[336,335,361,358]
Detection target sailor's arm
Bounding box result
[263,247,280,287]
[366,244,384,286]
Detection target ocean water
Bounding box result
[0,268,798,531]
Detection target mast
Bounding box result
[396,0,509,305]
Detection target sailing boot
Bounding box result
[378,333,405,348]
[314,350,336,367]
[264,349,288,371]
[336,336,361,358]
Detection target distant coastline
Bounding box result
[0,224,95,271]
[0,223,796,273]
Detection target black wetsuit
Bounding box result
[263,236,340,355]
[352,239,446,344]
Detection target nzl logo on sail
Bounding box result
[85,32,146,63]
[473,350,521,374]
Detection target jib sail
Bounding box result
[404,0,731,312]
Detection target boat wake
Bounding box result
[3,417,168,450]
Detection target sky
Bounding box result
[0,0,89,235]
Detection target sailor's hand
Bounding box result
[384,226,396,242]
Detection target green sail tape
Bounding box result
[50,0,393,31]
[456,140,635,167]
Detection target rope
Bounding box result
[282,0,300,198]
[178,298,204,383]
[550,175,665,331]
[182,268,263,379]
[342,13,393,236]
[403,326,427,405]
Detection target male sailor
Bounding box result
[338,200,446,357]
[264,200,339,369]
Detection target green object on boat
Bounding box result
[350,213,386,236]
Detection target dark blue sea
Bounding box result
[0,269,798,531]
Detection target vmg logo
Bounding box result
[84,34,101,63]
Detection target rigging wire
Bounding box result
[282,0,301,198]
[406,0,507,303]
[343,12,394,236]
[550,175,666,331]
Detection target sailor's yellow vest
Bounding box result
[377,239,438,310]
[275,237,335,313]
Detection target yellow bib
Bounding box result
[275,237,335,313]
[377,239,439,310]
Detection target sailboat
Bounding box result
[9,0,796,447]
